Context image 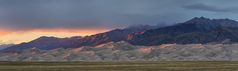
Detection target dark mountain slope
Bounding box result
[129,17,238,45]
[3,36,83,51]
[76,25,157,46]
[0,44,14,50]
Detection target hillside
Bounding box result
[130,17,238,45]
[3,25,158,51]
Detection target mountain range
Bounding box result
[3,17,238,52]
[3,25,160,52]
[129,17,238,45]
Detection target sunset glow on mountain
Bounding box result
[0,28,109,44]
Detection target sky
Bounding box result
[1,0,238,44]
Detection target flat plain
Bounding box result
[0,61,238,71]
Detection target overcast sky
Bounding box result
[0,0,238,30]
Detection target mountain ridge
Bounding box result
[129,17,238,45]
[4,17,238,52]
[3,25,159,52]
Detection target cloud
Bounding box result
[0,0,238,31]
[183,3,238,13]
[0,0,196,31]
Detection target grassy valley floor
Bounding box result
[0,61,238,71]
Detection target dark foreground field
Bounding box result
[0,61,238,71]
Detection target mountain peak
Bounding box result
[33,36,60,42]
[37,36,58,39]
[185,17,211,24]
[193,16,210,20]
[183,17,238,28]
